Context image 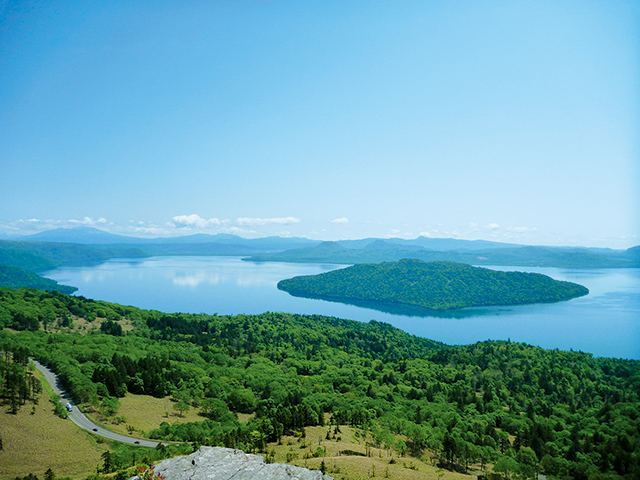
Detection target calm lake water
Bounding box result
[44,256,640,360]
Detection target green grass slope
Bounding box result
[278,259,589,310]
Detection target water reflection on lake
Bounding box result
[44,256,640,359]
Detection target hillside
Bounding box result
[0,365,108,480]
[0,240,149,272]
[277,259,589,310]
[0,264,77,293]
[1,288,638,480]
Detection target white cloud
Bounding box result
[507,226,537,233]
[385,229,414,239]
[172,214,222,229]
[124,225,169,236]
[116,215,298,238]
[485,223,500,230]
[331,217,349,224]
[236,217,300,226]
[67,216,105,226]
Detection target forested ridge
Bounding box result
[1,288,638,480]
[0,240,148,273]
[0,264,77,294]
[278,259,589,310]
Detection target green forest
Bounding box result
[278,259,589,310]
[0,264,76,294]
[1,287,638,480]
[0,240,149,273]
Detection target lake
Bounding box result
[43,256,640,359]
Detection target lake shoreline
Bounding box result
[42,256,640,359]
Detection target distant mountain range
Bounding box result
[246,240,640,269]
[1,226,638,270]
[15,226,142,244]
[15,227,318,250]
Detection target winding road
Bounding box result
[32,359,162,448]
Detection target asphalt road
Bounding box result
[32,359,162,448]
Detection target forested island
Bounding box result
[277,259,589,310]
[1,287,639,480]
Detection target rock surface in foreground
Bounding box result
[140,446,333,480]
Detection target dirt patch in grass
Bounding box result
[236,412,254,423]
[84,393,206,437]
[0,371,107,480]
[265,426,483,480]
[47,316,135,335]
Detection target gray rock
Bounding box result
[136,446,333,480]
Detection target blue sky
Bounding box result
[1,1,638,248]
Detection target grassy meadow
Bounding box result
[87,395,486,479]
[265,425,478,480]
[2,386,487,480]
[0,370,107,480]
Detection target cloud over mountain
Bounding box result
[173,214,223,229]
[236,217,301,226]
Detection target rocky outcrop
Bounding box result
[138,446,333,480]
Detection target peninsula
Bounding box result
[277,259,589,310]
